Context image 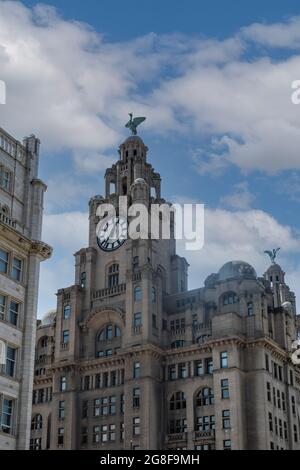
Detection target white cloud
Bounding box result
[242,16,300,48]
[42,211,88,250]
[220,182,255,210]
[2,3,300,174]
[176,206,300,304]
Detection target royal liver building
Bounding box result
[31,132,300,451]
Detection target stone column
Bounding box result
[17,251,41,449]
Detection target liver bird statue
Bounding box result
[264,248,280,264]
[125,113,146,135]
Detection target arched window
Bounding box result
[134,286,142,302]
[31,414,43,430]
[151,287,156,303]
[196,388,214,407]
[170,392,186,411]
[108,264,119,288]
[222,292,238,306]
[98,324,121,342]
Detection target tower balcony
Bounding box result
[92,283,126,301]
[193,429,215,441]
[165,432,188,444]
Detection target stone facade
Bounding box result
[31,135,300,450]
[0,127,52,450]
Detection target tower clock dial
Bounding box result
[97,216,127,252]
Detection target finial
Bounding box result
[125,113,146,136]
[264,248,280,264]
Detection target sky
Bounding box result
[1,1,300,316]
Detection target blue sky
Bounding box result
[1,1,300,316]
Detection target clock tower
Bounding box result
[49,132,189,450]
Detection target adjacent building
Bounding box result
[31,134,300,450]
[0,127,52,449]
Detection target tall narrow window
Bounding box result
[63,305,71,320]
[133,388,140,408]
[80,272,86,288]
[134,286,142,302]
[133,312,142,327]
[62,330,70,344]
[58,401,65,420]
[133,362,140,379]
[8,301,19,327]
[220,352,228,369]
[57,428,64,446]
[108,264,119,288]
[222,410,231,429]
[0,294,6,320]
[1,399,13,434]
[6,346,16,377]
[221,379,230,399]
[11,257,22,282]
[60,376,67,392]
[133,417,140,436]
[0,248,9,274]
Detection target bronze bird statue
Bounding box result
[264,248,280,264]
[125,113,146,135]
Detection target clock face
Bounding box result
[97,216,128,252]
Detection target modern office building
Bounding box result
[31,134,300,450]
[0,127,52,449]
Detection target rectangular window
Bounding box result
[120,422,125,441]
[6,346,16,377]
[109,424,116,441]
[8,301,20,327]
[269,412,273,432]
[133,362,140,379]
[294,425,298,443]
[282,392,286,411]
[57,428,64,446]
[82,400,88,418]
[277,390,281,409]
[133,388,140,408]
[179,363,188,379]
[284,422,288,440]
[0,294,6,320]
[292,396,296,415]
[169,365,177,381]
[170,419,187,434]
[62,330,70,344]
[80,272,86,289]
[94,398,100,417]
[133,312,142,327]
[93,426,100,443]
[220,352,228,369]
[0,248,9,274]
[81,427,88,445]
[1,398,13,434]
[11,257,22,282]
[196,415,215,432]
[152,314,157,328]
[223,440,231,450]
[60,376,67,392]
[267,382,271,402]
[279,419,283,439]
[63,305,71,319]
[101,425,108,443]
[0,168,11,191]
[205,358,213,375]
[120,394,125,415]
[265,354,270,372]
[221,379,230,399]
[195,360,204,376]
[133,417,140,436]
[222,410,231,429]
[58,401,65,420]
